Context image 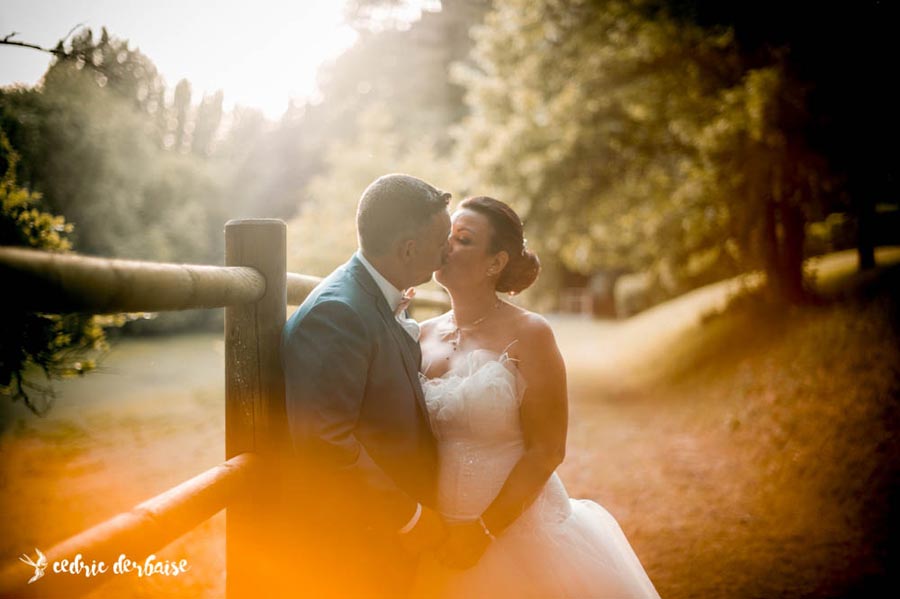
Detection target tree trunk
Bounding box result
[857,195,877,270]
[762,196,782,300]
[780,202,806,303]
[762,197,807,304]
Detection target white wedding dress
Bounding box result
[412,349,661,598]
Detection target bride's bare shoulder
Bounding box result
[507,304,551,330]
[507,308,564,380]
[509,307,557,348]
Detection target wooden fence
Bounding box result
[0,219,448,598]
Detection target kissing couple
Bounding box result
[281,174,660,598]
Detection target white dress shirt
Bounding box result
[356,251,420,341]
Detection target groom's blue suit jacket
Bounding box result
[281,254,438,532]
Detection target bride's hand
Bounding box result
[435,521,491,569]
[399,506,447,555]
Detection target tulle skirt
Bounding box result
[411,498,661,599]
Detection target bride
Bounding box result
[411,196,660,598]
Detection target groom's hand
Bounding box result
[399,506,447,555]
[435,521,491,569]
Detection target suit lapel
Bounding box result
[348,258,429,418]
[384,316,428,417]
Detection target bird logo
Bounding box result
[18,548,48,584]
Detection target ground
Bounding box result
[1,248,898,598]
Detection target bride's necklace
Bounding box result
[446,297,503,355]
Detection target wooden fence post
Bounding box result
[225,219,287,599]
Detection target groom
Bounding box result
[281,173,451,597]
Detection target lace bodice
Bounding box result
[422,349,524,444]
[420,349,571,527]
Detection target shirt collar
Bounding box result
[356,250,404,312]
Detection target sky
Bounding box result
[0,0,361,119]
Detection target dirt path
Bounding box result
[556,247,900,598]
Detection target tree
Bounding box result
[667,0,900,272]
[172,79,192,152]
[211,105,288,219]
[286,105,467,277]
[691,61,830,303]
[185,2,489,231]
[0,131,113,415]
[313,0,489,152]
[2,27,227,332]
[454,0,829,304]
[192,90,224,157]
[343,0,442,30]
[1,27,164,120]
[30,27,170,143]
[1,28,224,265]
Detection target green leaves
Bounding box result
[454,0,828,302]
[0,131,112,415]
[286,105,469,278]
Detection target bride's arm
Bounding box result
[480,312,568,535]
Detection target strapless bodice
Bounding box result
[420,350,570,527]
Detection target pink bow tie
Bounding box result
[395,288,416,317]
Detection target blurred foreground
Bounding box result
[1,248,898,597]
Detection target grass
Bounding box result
[0,248,898,597]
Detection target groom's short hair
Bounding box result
[357,174,451,256]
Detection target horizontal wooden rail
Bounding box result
[0,452,261,599]
[286,272,321,305]
[287,271,450,309]
[1,247,449,314]
[0,247,265,313]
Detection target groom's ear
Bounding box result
[398,237,417,262]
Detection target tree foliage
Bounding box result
[312,0,489,152]
[1,28,224,265]
[286,105,468,277]
[454,0,831,302]
[284,0,491,277]
[0,27,234,335]
[0,131,114,414]
[3,1,879,330]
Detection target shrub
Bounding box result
[0,131,116,414]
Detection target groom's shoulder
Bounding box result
[312,260,371,306]
[286,261,369,323]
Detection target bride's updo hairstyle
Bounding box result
[458,196,540,294]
